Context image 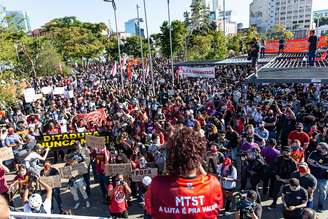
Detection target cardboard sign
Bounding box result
[40,175,61,189]
[59,162,88,179]
[105,163,132,176]
[85,135,106,150]
[41,86,53,95]
[0,147,14,161]
[53,87,65,95]
[23,88,36,103]
[131,168,158,182]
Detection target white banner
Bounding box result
[24,88,36,103]
[180,66,215,78]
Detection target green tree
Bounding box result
[314,17,328,27]
[207,31,227,60]
[270,24,294,40]
[160,20,187,58]
[122,36,148,58]
[189,0,211,33]
[187,34,213,60]
[42,17,107,62]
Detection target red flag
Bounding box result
[77,108,107,127]
[111,61,117,76]
[127,61,132,81]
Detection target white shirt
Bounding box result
[217,164,237,190]
[23,198,51,214]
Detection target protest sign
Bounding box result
[179,66,215,79]
[39,175,61,189]
[59,162,88,179]
[37,131,111,151]
[85,135,106,150]
[131,168,158,182]
[0,147,14,161]
[53,87,65,95]
[23,88,36,103]
[41,86,53,95]
[105,163,132,176]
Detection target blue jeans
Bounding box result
[307,200,313,208]
[97,173,108,200]
[52,188,63,212]
[308,50,316,66]
[318,179,328,208]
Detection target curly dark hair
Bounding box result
[166,127,206,176]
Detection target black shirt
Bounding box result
[273,156,298,179]
[308,35,318,51]
[308,150,328,179]
[291,172,317,200]
[225,131,239,149]
[282,185,308,208]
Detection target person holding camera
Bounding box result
[282,178,308,219]
[307,142,328,212]
[108,174,131,219]
[235,190,262,219]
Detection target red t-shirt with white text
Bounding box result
[145,174,224,219]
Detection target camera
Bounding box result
[239,198,256,218]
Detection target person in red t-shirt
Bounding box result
[0,160,10,204]
[91,147,109,202]
[288,123,310,149]
[290,140,305,164]
[145,127,224,219]
[108,174,131,218]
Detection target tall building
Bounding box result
[250,0,313,38]
[275,0,313,38]
[5,10,31,32]
[313,9,328,19]
[124,18,144,37]
[249,0,275,32]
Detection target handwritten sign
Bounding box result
[131,168,158,182]
[23,88,36,103]
[59,162,88,179]
[39,175,61,189]
[0,147,14,161]
[104,163,132,176]
[85,135,106,150]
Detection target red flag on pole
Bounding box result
[77,108,107,127]
[111,61,117,76]
[127,61,132,81]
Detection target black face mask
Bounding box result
[296,128,302,132]
[283,154,289,159]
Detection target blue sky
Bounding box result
[1,0,328,34]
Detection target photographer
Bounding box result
[235,190,262,219]
[108,174,131,219]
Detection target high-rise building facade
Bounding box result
[250,0,313,38]
[275,0,313,37]
[5,10,31,32]
[124,18,144,37]
[249,0,275,32]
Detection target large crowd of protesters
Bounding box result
[0,45,325,219]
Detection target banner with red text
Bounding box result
[179,66,215,79]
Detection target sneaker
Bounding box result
[86,201,90,208]
[74,202,80,210]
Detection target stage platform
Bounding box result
[245,52,328,84]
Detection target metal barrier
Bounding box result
[10,211,108,219]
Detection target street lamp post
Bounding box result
[223,0,226,35]
[142,0,155,95]
[167,0,175,87]
[136,4,145,83]
[104,0,123,88]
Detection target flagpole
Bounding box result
[136,4,145,83]
[104,0,124,88]
[143,0,155,95]
[167,0,175,88]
